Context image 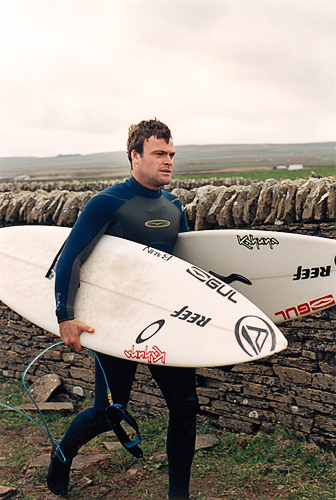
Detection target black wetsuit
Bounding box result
[55,176,198,499]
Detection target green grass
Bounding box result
[174,165,336,182]
[0,380,335,499]
[192,428,335,499]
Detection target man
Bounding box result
[47,119,198,500]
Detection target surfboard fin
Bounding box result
[209,270,252,286]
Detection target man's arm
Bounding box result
[55,194,114,349]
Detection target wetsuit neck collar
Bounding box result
[126,176,162,199]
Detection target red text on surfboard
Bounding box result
[275,294,335,321]
[124,345,166,364]
[171,305,212,327]
[186,266,237,303]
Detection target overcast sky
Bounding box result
[0,0,335,157]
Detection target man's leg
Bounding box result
[150,365,198,500]
[47,354,137,496]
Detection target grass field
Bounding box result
[174,166,336,183]
[0,142,334,181]
[0,381,335,499]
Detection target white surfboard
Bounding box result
[0,225,287,367]
[174,229,336,324]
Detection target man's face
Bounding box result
[131,135,175,190]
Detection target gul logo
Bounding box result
[275,294,335,321]
[142,246,173,261]
[186,266,237,303]
[237,234,279,250]
[171,305,212,327]
[124,345,166,364]
[293,265,331,280]
[235,316,276,357]
[145,220,170,228]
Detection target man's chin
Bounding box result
[160,174,172,185]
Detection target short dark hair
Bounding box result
[127,119,172,167]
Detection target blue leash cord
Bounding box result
[0,341,142,463]
[0,341,67,462]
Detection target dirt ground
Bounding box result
[0,427,297,500]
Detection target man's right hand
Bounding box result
[59,319,94,353]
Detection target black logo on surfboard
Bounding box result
[171,305,212,327]
[186,266,238,303]
[293,265,331,280]
[136,320,165,344]
[235,316,276,358]
[237,234,279,250]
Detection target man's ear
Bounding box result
[131,150,140,169]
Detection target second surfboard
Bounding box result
[174,229,336,324]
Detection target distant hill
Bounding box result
[0,142,335,181]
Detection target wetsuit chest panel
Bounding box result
[105,195,181,251]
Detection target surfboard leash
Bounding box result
[90,347,143,458]
[0,341,142,462]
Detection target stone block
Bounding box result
[70,366,95,384]
[273,366,312,385]
[275,410,313,434]
[312,373,336,392]
[28,373,62,402]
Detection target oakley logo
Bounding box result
[145,220,170,228]
[237,234,279,250]
[136,320,165,344]
[235,316,276,357]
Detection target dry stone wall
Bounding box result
[0,176,250,194]
[0,176,335,229]
[0,177,335,450]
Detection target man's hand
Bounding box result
[59,319,94,352]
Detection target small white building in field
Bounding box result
[288,164,304,170]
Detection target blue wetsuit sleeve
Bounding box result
[55,194,116,323]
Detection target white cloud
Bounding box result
[0,0,335,156]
